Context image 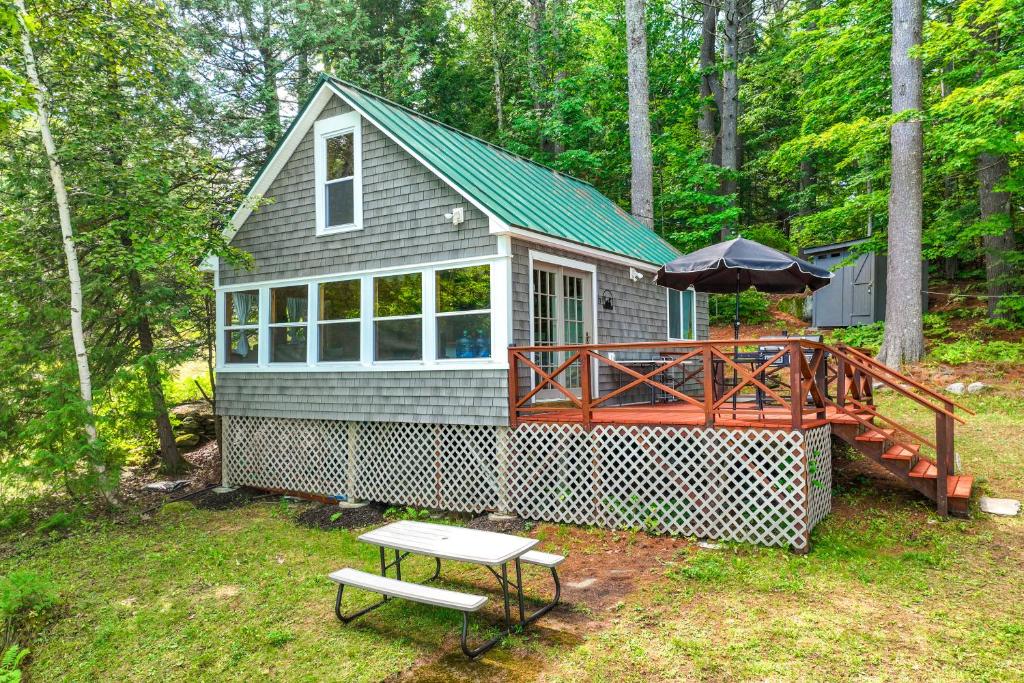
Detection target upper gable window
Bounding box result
[314,112,362,235]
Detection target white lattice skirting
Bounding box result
[223,416,831,550]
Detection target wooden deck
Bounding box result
[519,402,844,430]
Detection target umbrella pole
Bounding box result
[732,272,740,419]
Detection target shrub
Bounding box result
[0,571,58,650]
[709,290,772,326]
[929,340,1024,365]
[826,322,885,352]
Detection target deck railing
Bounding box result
[508,338,973,513]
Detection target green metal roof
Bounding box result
[326,76,679,266]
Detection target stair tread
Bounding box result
[909,459,937,479]
[949,475,973,500]
[831,413,871,425]
[882,445,918,461]
[856,429,894,442]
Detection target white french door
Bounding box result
[531,264,594,401]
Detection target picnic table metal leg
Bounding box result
[500,563,511,631]
[334,584,388,624]
[430,557,441,581]
[394,549,402,581]
[514,558,526,627]
[522,566,561,625]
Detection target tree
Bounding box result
[12,0,114,499]
[878,0,925,367]
[698,1,720,163]
[625,0,654,227]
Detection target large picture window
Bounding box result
[668,289,695,340]
[269,285,308,362]
[319,279,360,362]
[374,273,422,361]
[436,265,491,360]
[224,290,259,364]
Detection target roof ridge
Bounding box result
[323,73,597,190]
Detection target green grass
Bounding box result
[4,395,1024,681]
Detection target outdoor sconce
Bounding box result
[601,289,614,311]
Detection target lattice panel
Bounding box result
[223,415,348,497]
[804,425,833,530]
[354,422,499,513]
[507,423,812,549]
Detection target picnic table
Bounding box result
[329,520,564,659]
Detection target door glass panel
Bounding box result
[562,274,585,387]
[532,269,557,382]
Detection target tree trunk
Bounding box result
[625,0,654,228]
[978,153,1016,318]
[490,3,504,131]
[528,0,546,112]
[878,0,925,368]
[698,1,719,163]
[14,0,116,502]
[120,237,186,473]
[719,0,740,237]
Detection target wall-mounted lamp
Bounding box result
[601,289,614,311]
[629,267,645,282]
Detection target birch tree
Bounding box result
[878,0,925,367]
[13,0,114,499]
[625,0,654,227]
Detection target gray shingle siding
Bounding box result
[220,97,494,286]
[217,371,508,425]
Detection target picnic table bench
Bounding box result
[329,520,564,659]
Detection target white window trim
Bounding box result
[314,278,361,365]
[215,254,509,373]
[266,285,311,366]
[666,287,698,341]
[314,111,363,236]
[222,288,261,367]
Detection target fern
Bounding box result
[0,645,28,683]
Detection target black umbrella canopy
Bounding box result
[656,237,833,294]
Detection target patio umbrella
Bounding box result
[655,237,833,339]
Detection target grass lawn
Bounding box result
[5,392,1024,682]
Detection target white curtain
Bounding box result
[232,292,257,356]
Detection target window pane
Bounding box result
[437,313,490,359]
[327,179,354,226]
[326,133,354,180]
[375,273,421,317]
[437,265,490,313]
[271,326,307,363]
[225,329,258,364]
[668,290,681,339]
[375,319,422,361]
[320,280,360,320]
[270,285,307,324]
[320,321,360,362]
[226,290,259,325]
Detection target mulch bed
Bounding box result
[189,486,268,510]
[296,502,387,530]
[465,513,528,534]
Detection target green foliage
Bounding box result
[672,553,728,583]
[34,511,74,535]
[709,290,772,326]
[929,340,1024,365]
[385,506,432,521]
[827,322,886,352]
[0,645,28,683]
[0,571,58,650]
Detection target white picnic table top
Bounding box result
[358,520,538,566]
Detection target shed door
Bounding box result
[531,265,594,401]
[849,254,873,325]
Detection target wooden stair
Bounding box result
[830,414,972,517]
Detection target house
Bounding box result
[214,76,970,552]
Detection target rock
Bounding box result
[175,433,200,448]
[979,497,1021,517]
[966,382,988,394]
[697,541,722,550]
[144,480,190,493]
[945,382,966,395]
[567,578,597,589]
